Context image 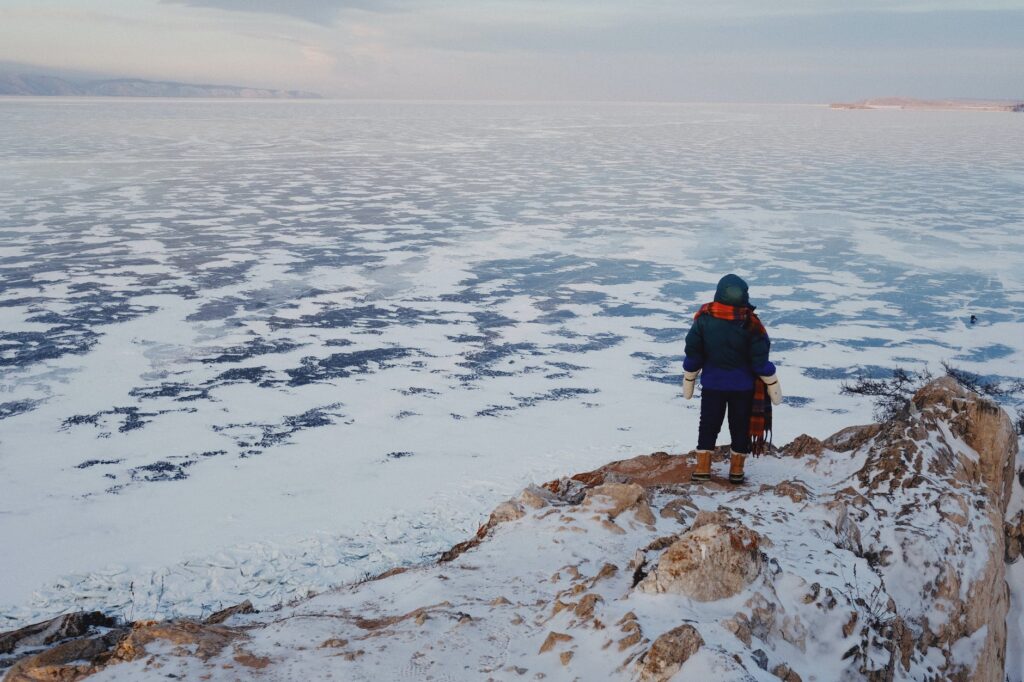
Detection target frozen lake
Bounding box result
[1,99,1022,626]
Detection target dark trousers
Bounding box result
[697,388,754,454]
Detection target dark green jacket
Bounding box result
[682,274,775,391]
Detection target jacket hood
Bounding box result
[713,274,750,306]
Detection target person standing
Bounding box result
[681,274,782,483]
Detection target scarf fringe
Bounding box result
[751,428,772,457]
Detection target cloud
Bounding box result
[1,6,184,30]
[401,8,1024,55]
[301,44,338,68]
[160,0,398,25]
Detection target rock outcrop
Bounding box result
[2,611,257,682]
[0,612,116,658]
[842,377,1016,681]
[2,378,1019,682]
[637,520,761,601]
[637,624,704,682]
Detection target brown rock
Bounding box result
[616,614,643,651]
[637,521,761,601]
[599,519,627,535]
[828,500,864,556]
[617,631,642,651]
[354,604,446,630]
[822,423,881,452]
[1006,510,1024,563]
[659,496,697,523]
[439,499,525,562]
[233,648,271,669]
[490,500,527,525]
[842,611,859,638]
[538,631,573,654]
[4,629,127,682]
[551,599,573,616]
[690,509,732,530]
[519,487,549,509]
[368,566,409,582]
[643,535,680,552]
[204,600,255,625]
[582,482,656,526]
[559,650,574,666]
[779,615,807,652]
[722,614,752,647]
[771,480,811,503]
[590,563,618,585]
[617,611,638,626]
[637,624,703,682]
[745,593,777,642]
[561,451,694,488]
[0,611,117,656]
[573,593,603,620]
[114,621,240,662]
[319,638,348,648]
[781,434,824,457]
[771,663,802,682]
[539,477,588,504]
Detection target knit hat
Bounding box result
[713,273,750,306]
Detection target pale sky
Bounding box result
[0,0,1021,101]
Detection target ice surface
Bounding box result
[0,100,1021,629]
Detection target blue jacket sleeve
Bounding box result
[750,331,775,376]
[683,318,704,372]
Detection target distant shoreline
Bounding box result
[0,74,320,99]
[831,97,1024,112]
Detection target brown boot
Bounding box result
[691,450,712,481]
[728,451,746,484]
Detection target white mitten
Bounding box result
[760,374,782,405]
[682,370,700,400]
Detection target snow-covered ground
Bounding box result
[0,100,1021,629]
[67,379,1022,681]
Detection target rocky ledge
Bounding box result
[2,377,1020,681]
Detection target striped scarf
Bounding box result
[694,302,772,456]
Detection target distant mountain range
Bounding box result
[831,97,1023,112]
[0,73,321,99]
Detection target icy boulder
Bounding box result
[833,376,1018,681]
[581,482,658,531]
[2,378,1018,682]
[636,520,762,601]
[636,624,704,682]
